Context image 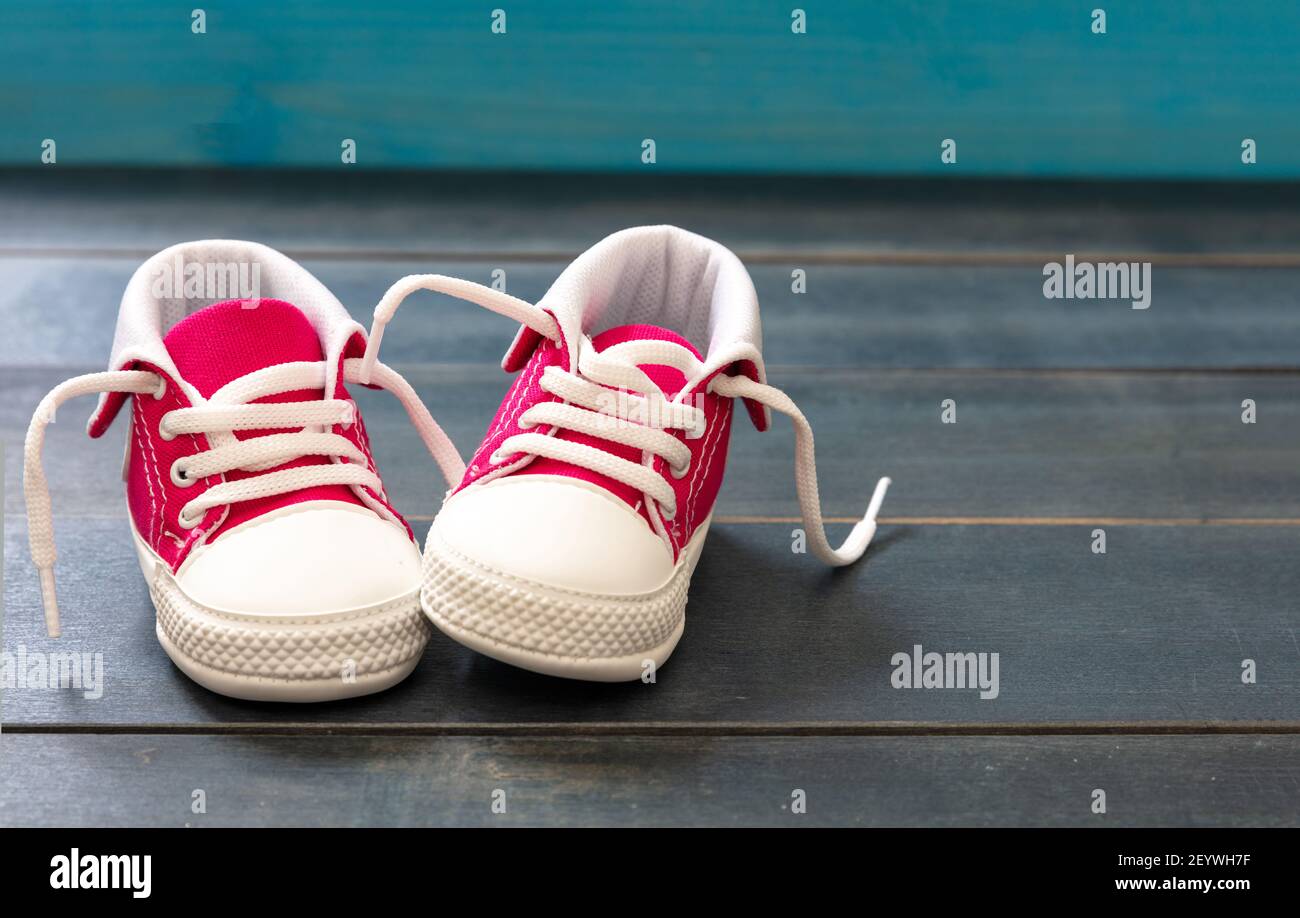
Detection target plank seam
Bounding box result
[10,513,1300,527]
[4,722,1299,737]
[8,247,1300,268]
[9,364,1300,377]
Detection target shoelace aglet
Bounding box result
[38,566,61,638]
[838,476,892,566]
[866,476,891,523]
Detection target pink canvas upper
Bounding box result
[457,323,734,559]
[118,298,407,573]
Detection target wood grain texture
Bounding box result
[5,519,1297,727]
[6,257,1300,370]
[2,2,1298,177]
[8,171,1300,255]
[2,172,1295,827]
[2,733,1296,827]
[6,367,1296,521]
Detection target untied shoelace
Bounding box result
[25,357,463,637]
[359,275,891,563]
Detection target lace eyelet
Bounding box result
[662,506,677,522]
[152,377,167,400]
[158,414,177,441]
[177,509,201,530]
[170,459,197,488]
[670,459,691,480]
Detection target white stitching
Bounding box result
[348,415,388,499]
[353,415,377,473]
[490,346,548,449]
[485,364,527,445]
[141,399,169,544]
[132,396,160,548]
[505,353,547,437]
[685,395,726,532]
[179,416,208,550]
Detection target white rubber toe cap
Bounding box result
[177,502,422,615]
[432,475,674,595]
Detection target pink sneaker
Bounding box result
[24,241,464,701]
[361,226,890,681]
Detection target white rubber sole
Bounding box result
[422,516,711,681]
[131,523,429,702]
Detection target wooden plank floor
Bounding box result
[3,734,1297,827]
[9,258,1300,369]
[7,368,1300,521]
[8,171,1300,255]
[2,171,1298,826]
[5,519,1299,728]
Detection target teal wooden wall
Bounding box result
[2,1,1297,176]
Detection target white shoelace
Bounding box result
[25,358,463,637]
[362,275,891,565]
[491,337,704,519]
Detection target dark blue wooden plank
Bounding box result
[4,518,1297,727]
[6,258,1300,369]
[2,734,1297,827]
[8,171,1300,254]
[6,368,1298,520]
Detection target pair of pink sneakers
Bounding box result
[25,227,890,701]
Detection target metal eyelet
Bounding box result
[158,414,177,441]
[152,377,168,400]
[670,458,691,480]
[176,508,201,530]
[170,459,197,488]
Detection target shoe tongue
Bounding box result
[589,324,702,398]
[515,323,705,509]
[162,298,325,399]
[590,323,701,356]
[161,297,366,529]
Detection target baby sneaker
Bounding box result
[24,240,464,701]
[359,225,891,681]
